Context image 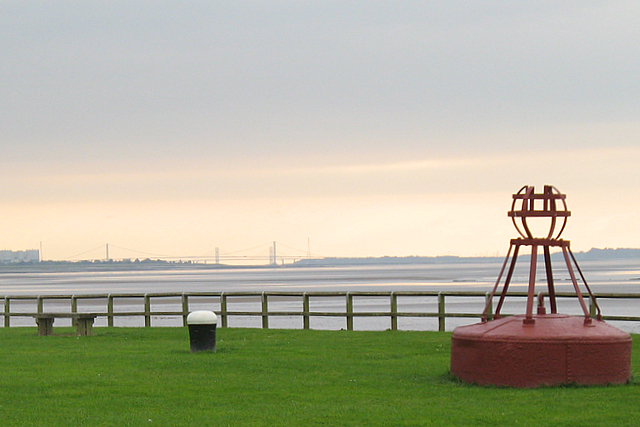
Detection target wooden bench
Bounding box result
[34,313,98,336]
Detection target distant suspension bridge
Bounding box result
[60,241,324,265]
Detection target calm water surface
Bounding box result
[1,259,639,331]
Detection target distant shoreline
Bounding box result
[294,247,640,267]
[0,247,637,273]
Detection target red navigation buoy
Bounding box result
[450,185,632,387]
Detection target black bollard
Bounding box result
[187,311,218,353]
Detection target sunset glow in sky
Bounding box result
[2,2,639,262]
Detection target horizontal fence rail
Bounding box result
[2,291,640,332]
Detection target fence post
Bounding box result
[438,292,446,332]
[390,292,398,331]
[303,293,310,330]
[4,297,10,327]
[107,294,114,327]
[484,292,493,321]
[144,294,151,327]
[346,293,354,331]
[262,292,269,329]
[37,296,44,314]
[220,293,228,328]
[589,296,597,318]
[181,293,189,327]
[71,295,78,314]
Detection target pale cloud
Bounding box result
[1,2,639,261]
[2,145,638,259]
[5,143,639,201]
[2,2,639,161]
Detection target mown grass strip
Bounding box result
[0,327,638,426]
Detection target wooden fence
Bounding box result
[2,291,640,332]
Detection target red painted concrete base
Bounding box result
[450,314,631,387]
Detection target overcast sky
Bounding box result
[1,1,639,261]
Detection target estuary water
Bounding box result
[1,259,639,332]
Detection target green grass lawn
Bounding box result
[0,327,639,426]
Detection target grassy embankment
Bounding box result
[1,327,639,426]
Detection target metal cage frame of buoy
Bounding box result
[481,185,601,325]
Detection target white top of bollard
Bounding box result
[187,310,218,325]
